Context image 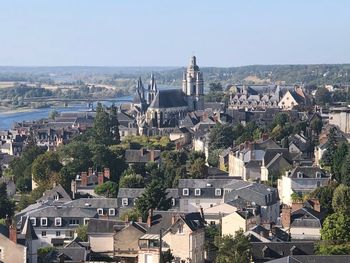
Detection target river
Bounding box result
[0,95,133,130]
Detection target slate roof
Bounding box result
[64,198,119,208]
[117,188,145,199]
[288,166,328,179]
[251,241,314,262]
[87,218,126,234]
[19,217,38,240]
[178,178,242,189]
[26,206,98,218]
[124,149,161,163]
[266,255,350,263]
[56,247,87,262]
[290,207,326,228]
[37,184,72,203]
[149,89,187,109]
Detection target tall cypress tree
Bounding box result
[93,103,112,145]
[0,183,15,219]
[110,104,121,145]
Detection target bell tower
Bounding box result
[182,56,204,111]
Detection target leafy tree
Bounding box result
[309,182,338,212]
[0,183,15,218]
[341,154,350,186]
[94,181,117,197]
[315,87,332,105]
[76,225,88,241]
[120,208,142,222]
[161,249,174,263]
[209,82,223,92]
[31,151,62,186]
[316,242,350,255]
[272,112,289,128]
[188,157,207,179]
[332,184,350,214]
[332,143,348,182]
[215,230,251,263]
[209,124,235,150]
[291,192,303,202]
[205,225,220,258]
[119,173,145,188]
[311,118,323,134]
[135,180,171,220]
[321,212,350,242]
[207,148,223,167]
[48,110,59,120]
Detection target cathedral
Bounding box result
[132,56,204,134]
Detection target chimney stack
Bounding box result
[281,205,291,229]
[88,168,93,177]
[138,217,143,223]
[147,209,153,227]
[81,172,88,187]
[124,214,129,223]
[262,133,269,141]
[311,199,321,212]
[291,201,304,213]
[140,148,144,156]
[150,149,155,162]
[104,168,110,179]
[97,172,104,185]
[171,214,177,225]
[9,225,17,244]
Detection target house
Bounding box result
[251,241,315,263]
[0,225,27,263]
[266,255,350,263]
[288,133,311,158]
[329,107,350,134]
[37,183,72,204]
[138,211,206,263]
[278,86,309,110]
[47,238,90,263]
[17,217,41,263]
[125,149,161,165]
[280,204,326,240]
[221,210,258,237]
[203,203,237,225]
[278,166,330,205]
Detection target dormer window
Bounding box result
[97,208,104,215]
[54,195,59,201]
[41,218,48,227]
[215,188,222,196]
[194,188,201,196]
[30,217,36,226]
[55,217,62,226]
[172,198,176,206]
[297,172,303,178]
[109,208,115,216]
[183,188,189,196]
[84,218,90,225]
[133,198,138,206]
[122,198,128,206]
[315,172,321,178]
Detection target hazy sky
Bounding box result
[1,0,350,67]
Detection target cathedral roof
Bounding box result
[149,89,188,109]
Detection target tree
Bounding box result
[119,173,145,188]
[48,110,59,120]
[93,103,112,145]
[109,104,121,144]
[76,225,88,241]
[209,124,235,150]
[120,208,142,222]
[321,212,350,242]
[309,182,338,212]
[31,152,62,186]
[332,184,350,214]
[94,181,117,197]
[341,154,350,186]
[315,87,332,105]
[209,82,223,92]
[215,230,251,263]
[272,113,289,128]
[205,225,220,258]
[188,157,207,179]
[207,148,223,167]
[332,143,348,182]
[0,183,15,218]
[311,118,323,134]
[135,180,171,220]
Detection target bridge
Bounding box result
[8,97,133,109]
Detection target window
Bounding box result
[30,217,36,226]
[215,188,222,196]
[133,198,138,206]
[109,208,115,216]
[171,198,176,207]
[183,188,189,196]
[194,188,201,196]
[210,221,216,225]
[42,231,47,237]
[56,231,61,237]
[297,172,303,178]
[41,218,48,226]
[84,218,90,225]
[55,217,62,226]
[315,172,321,178]
[178,225,184,234]
[54,195,59,201]
[69,219,80,225]
[97,208,104,215]
[122,198,128,206]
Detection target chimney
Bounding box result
[88,168,93,177]
[262,133,269,141]
[124,214,129,223]
[147,209,153,227]
[104,168,110,179]
[9,225,17,244]
[140,148,144,156]
[281,205,291,229]
[291,201,304,213]
[81,172,88,187]
[311,199,321,212]
[138,217,143,223]
[171,214,177,225]
[150,149,155,162]
[97,172,104,185]
[239,144,244,151]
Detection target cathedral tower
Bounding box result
[147,73,157,105]
[182,56,204,111]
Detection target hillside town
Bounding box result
[0,55,350,263]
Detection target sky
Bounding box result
[1,0,350,67]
